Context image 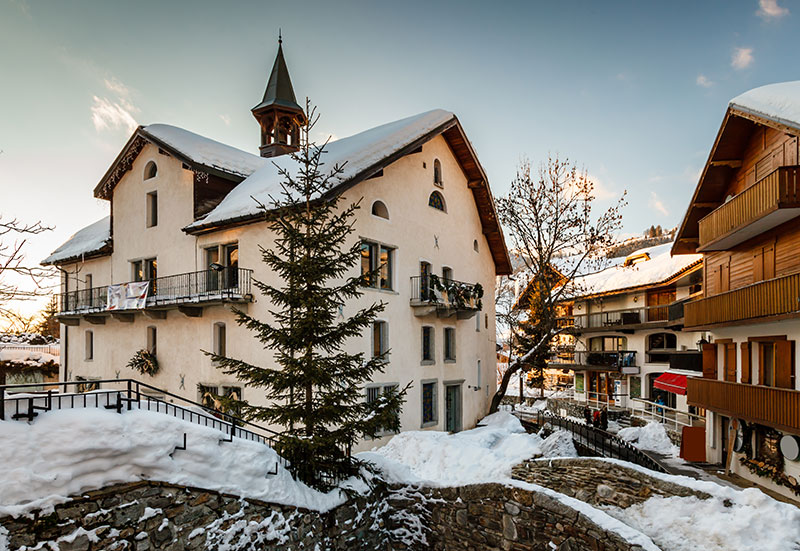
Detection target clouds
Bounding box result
[696,74,713,88]
[757,0,789,20]
[90,77,138,134]
[648,191,669,217]
[731,47,754,70]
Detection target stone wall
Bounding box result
[511,457,709,508]
[0,477,663,551]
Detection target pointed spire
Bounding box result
[252,34,303,114]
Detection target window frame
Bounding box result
[213,322,226,358]
[365,382,400,436]
[420,379,438,428]
[428,190,447,212]
[359,239,396,291]
[443,327,456,363]
[146,326,157,356]
[372,320,389,359]
[421,326,435,365]
[143,160,158,180]
[371,200,390,220]
[433,159,443,187]
[146,191,158,228]
[85,330,94,361]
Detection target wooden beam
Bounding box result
[84,315,106,325]
[179,306,203,318]
[467,180,483,189]
[61,318,80,327]
[693,202,719,208]
[144,310,167,320]
[112,313,134,323]
[710,160,743,168]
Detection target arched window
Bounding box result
[428,191,446,212]
[647,332,677,363]
[371,200,389,219]
[433,159,443,187]
[144,161,158,180]
[473,239,479,253]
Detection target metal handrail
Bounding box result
[549,350,637,369]
[57,267,253,314]
[628,397,705,430]
[515,409,667,473]
[409,275,481,309]
[0,379,285,461]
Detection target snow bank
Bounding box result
[0,348,58,366]
[569,242,701,298]
[42,216,110,265]
[539,429,578,458]
[618,421,679,457]
[143,124,267,178]
[0,408,345,518]
[729,81,800,132]
[189,109,454,228]
[358,411,542,486]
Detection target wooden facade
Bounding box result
[687,378,800,434]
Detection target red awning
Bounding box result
[653,373,688,395]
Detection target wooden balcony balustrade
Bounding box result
[698,165,800,251]
[684,271,800,328]
[687,377,800,434]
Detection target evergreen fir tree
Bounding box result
[208,101,407,490]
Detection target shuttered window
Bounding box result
[740,342,751,384]
[776,340,794,389]
[724,343,737,382]
[702,343,717,379]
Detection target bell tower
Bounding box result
[252,35,307,158]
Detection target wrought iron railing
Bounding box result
[549,350,637,370]
[409,275,481,310]
[513,410,667,472]
[573,304,672,330]
[57,267,253,314]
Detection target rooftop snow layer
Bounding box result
[187,109,455,229]
[42,216,111,265]
[729,81,800,132]
[143,124,267,178]
[570,242,701,298]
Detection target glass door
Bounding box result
[445,384,462,432]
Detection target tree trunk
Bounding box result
[489,361,522,414]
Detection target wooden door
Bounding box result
[741,342,751,384]
[702,343,717,379]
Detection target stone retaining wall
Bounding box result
[0,476,661,551]
[511,457,709,508]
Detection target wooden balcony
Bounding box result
[698,165,800,251]
[572,304,676,333]
[548,350,637,373]
[684,271,800,328]
[687,378,800,434]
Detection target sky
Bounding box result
[0,0,797,317]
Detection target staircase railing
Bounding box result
[0,379,287,469]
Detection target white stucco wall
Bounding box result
[59,134,499,451]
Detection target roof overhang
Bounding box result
[183,115,513,276]
[93,127,250,201]
[40,243,112,267]
[567,259,703,302]
[672,106,800,255]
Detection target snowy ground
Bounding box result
[618,421,680,457]
[361,413,800,551]
[0,408,350,518]
[357,411,576,486]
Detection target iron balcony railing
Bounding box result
[549,350,637,370]
[573,303,677,331]
[58,267,252,314]
[409,275,481,311]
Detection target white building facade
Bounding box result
[43,45,511,450]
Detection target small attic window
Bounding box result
[473,239,479,253]
[623,252,651,267]
[429,191,446,212]
[371,200,389,220]
[433,159,443,187]
[144,161,158,180]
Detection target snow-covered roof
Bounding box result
[186,109,456,229]
[570,242,701,298]
[142,124,267,179]
[42,216,111,265]
[729,81,800,132]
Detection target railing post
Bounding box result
[0,385,4,421]
[127,380,132,411]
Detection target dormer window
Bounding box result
[623,252,650,267]
[428,191,446,212]
[433,159,443,187]
[144,161,157,180]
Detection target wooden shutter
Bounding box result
[725,343,737,382]
[753,248,764,283]
[764,243,776,280]
[776,340,794,389]
[720,258,731,293]
[740,342,751,384]
[702,343,717,379]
